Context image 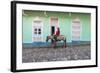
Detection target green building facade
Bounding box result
[22,10,91,44]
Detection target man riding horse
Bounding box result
[46,27,66,48]
[53,27,60,41]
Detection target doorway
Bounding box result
[50,17,58,35]
[32,20,43,42]
[51,26,55,35]
[72,18,81,42]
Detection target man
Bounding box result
[55,27,60,36]
[52,27,60,47]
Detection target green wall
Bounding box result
[22,10,91,43]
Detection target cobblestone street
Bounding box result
[22,45,91,63]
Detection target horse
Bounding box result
[46,35,66,48]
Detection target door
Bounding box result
[51,26,55,35]
[50,17,58,35]
[32,20,43,42]
[72,18,81,42]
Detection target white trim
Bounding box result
[32,16,44,42]
[50,17,59,35]
[16,4,96,70]
[71,17,82,41]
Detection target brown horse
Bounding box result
[46,35,66,48]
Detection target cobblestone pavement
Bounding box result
[22,45,91,63]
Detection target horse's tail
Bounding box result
[64,37,66,47]
[46,36,49,42]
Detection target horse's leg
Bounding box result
[52,40,56,48]
[53,41,56,48]
[62,39,66,48]
[46,36,48,42]
[64,39,66,48]
[51,39,53,48]
[54,41,56,48]
[52,35,57,48]
[51,39,54,48]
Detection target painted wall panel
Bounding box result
[22,16,32,43]
[22,10,91,43]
